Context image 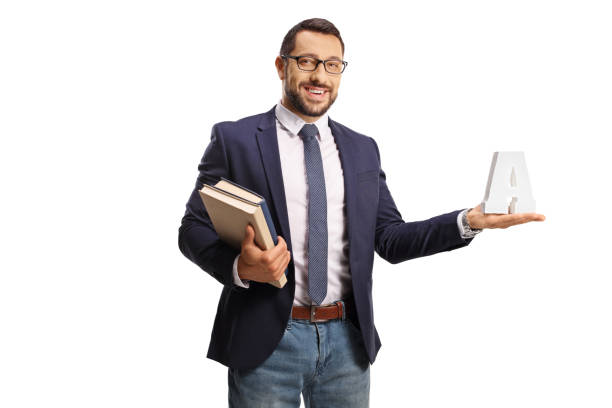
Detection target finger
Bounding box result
[266,236,287,260]
[269,248,290,273]
[246,225,270,251]
[242,225,263,258]
[492,213,545,228]
[242,224,255,245]
[276,235,288,251]
[522,213,546,221]
[273,251,291,280]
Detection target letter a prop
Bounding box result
[481,151,536,214]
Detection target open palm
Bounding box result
[467,204,546,230]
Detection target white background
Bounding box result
[1,0,611,407]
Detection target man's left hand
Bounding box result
[467,204,546,230]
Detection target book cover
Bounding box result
[198,179,287,288]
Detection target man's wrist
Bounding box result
[232,255,250,288]
[458,208,482,239]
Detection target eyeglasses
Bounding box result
[281,55,348,74]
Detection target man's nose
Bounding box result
[309,61,328,82]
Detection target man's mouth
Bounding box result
[303,85,328,99]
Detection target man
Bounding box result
[178,18,545,407]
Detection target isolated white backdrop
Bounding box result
[1,0,611,407]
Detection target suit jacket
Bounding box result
[178,106,472,369]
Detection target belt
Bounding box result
[291,300,352,323]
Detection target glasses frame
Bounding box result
[281,55,348,74]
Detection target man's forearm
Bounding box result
[178,213,240,287]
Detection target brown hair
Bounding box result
[279,18,345,56]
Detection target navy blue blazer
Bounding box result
[178,106,472,369]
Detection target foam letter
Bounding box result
[481,151,536,214]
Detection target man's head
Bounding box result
[275,18,345,123]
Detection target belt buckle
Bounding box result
[310,305,325,323]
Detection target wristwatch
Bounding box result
[461,208,483,238]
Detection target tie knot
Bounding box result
[299,123,319,141]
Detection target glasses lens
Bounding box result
[324,60,344,74]
[297,57,318,71]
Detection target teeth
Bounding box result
[307,87,324,94]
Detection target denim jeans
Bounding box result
[228,314,370,408]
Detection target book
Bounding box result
[198,178,287,288]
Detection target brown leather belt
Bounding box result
[292,300,349,323]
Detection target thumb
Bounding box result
[242,224,255,247]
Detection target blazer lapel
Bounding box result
[253,112,357,265]
[255,107,293,252]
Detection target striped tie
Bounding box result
[298,123,328,305]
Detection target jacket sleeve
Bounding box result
[178,123,242,288]
[370,137,472,264]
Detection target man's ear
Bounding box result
[275,56,285,80]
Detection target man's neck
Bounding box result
[280,99,321,123]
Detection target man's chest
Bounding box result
[277,133,346,211]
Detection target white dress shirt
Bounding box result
[231,102,476,305]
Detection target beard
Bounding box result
[284,79,337,118]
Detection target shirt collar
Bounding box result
[275,101,330,140]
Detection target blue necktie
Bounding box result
[299,123,328,305]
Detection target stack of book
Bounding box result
[198,178,287,288]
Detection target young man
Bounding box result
[178,18,545,407]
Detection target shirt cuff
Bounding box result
[457,208,482,239]
[232,254,250,288]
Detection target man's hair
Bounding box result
[279,18,345,57]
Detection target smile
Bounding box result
[304,86,328,98]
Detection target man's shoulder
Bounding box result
[329,118,375,145]
[213,107,275,134]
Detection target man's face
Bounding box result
[276,30,343,121]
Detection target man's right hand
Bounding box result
[237,225,291,284]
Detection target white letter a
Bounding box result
[481,151,536,214]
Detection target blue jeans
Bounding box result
[228,314,370,407]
